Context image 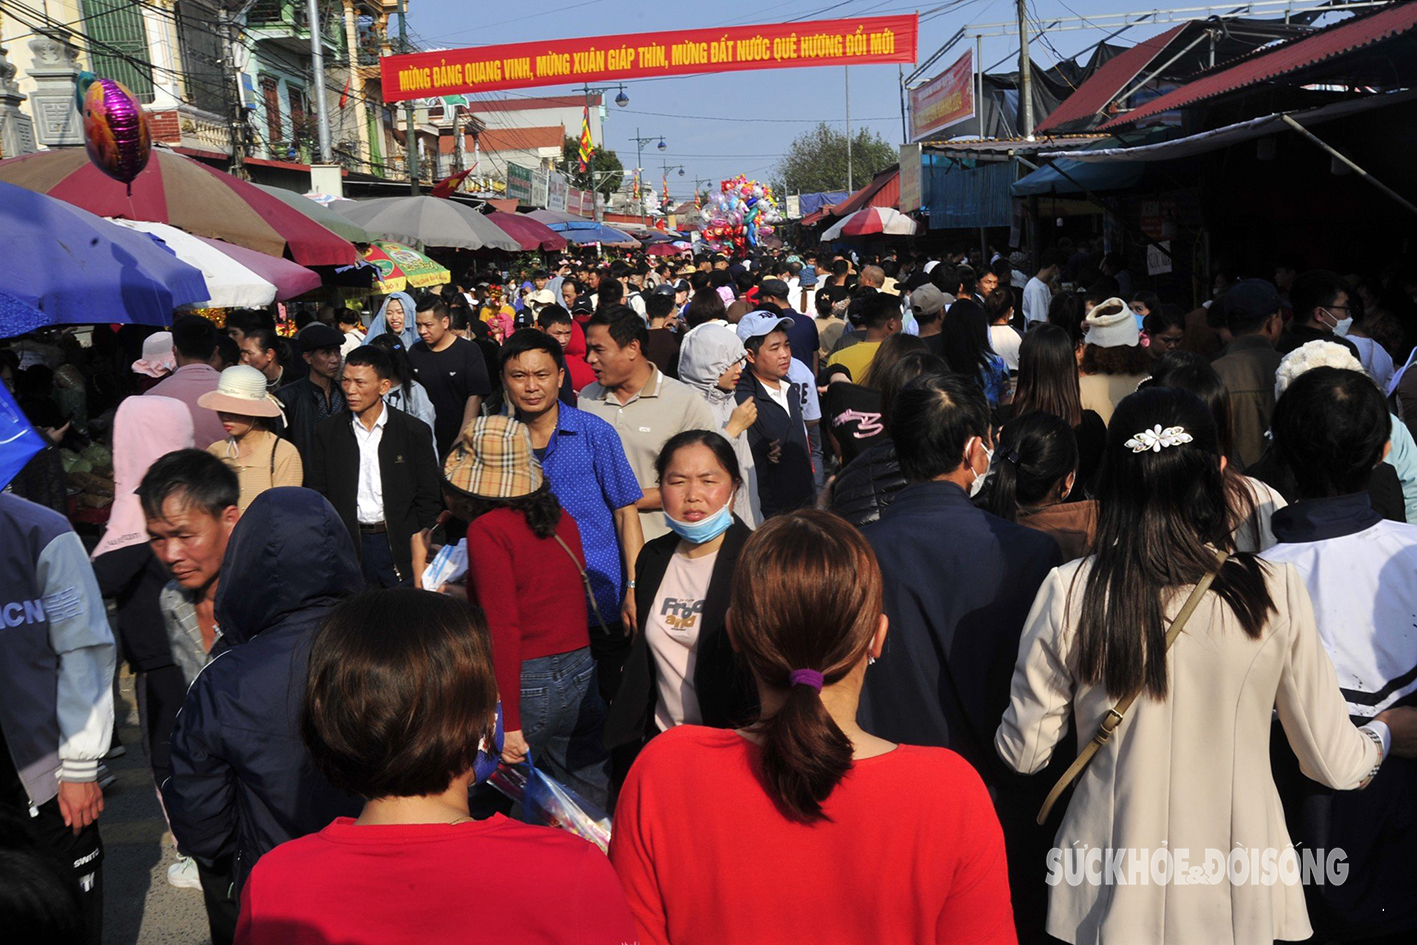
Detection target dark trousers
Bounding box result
[136,664,188,791]
[0,729,103,945]
[197,856,238,945]
[589,621,632,706]
[360,530,409,588]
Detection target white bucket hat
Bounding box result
[131,331,176,377]
[1084,297,1141,348]
[197,365,286,420]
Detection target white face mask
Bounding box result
[1321,307,1353,336]
[966,436,994,498]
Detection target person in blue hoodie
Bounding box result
[365,292,418,351]
[163,487,364,945]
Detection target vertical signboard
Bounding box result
[908,50,975,142]
[506,163,534,202]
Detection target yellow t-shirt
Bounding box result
[827,341,882,383]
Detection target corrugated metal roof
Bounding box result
[1036,25,1188,133]
[469,95,601,111]
[832,166,900,216]
[1100,3,1417,130]
[472,125,567,152]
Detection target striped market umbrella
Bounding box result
[109,220,320,307]
[362,241,450,293]
[821,207,918,240]
[252,184,379,244]
[0,180,209,338]
[0,148,357,266]
[483,211,568,252]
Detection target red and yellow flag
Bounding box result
[577,104,594,174]
[632,169,640,200]
[662,172,669,208]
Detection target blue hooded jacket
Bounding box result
[366,291,418,349]
[163,487,364,888]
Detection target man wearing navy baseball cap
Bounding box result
[756,278,820,373]
[734,312,815,517]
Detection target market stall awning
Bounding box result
[1011,157,1145,197]
[108,219,285,308]
[334,196,522,251]
[482,212,568,251]
[829,165,900,218]
[0,180,209,338]
[1035,25,1187,134]
[253,184,379,244]
[821,207,917,240]
[361,241,450,294]
[1100,3,1417,130]
[0,148,357,266]
[1040,89,1417,164]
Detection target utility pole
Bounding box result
[1017,0,1035,139]
[221,2,259,179]
[396,0,418,193]
[305,0,333,163]
[844,66,853,192]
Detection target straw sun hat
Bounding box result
[197,365,286,419]
[443,414,543,500]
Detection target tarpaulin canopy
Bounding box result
[1039,89,1417,164]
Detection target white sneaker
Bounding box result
[167,855,201,890]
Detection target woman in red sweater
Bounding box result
[444,414,612,810]
[235,589,636,945]
[610,510,1017,945]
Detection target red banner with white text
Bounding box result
[380,15,918,102]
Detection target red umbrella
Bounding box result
[483,211,567,251]
[0,148,356,266]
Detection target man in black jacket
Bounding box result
[275,323,346,466]
[734,312,815,517]
[164,488,363,944]
[306,346,441,587]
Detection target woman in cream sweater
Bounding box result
[996,386,1417,945]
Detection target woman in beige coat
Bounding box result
[996,387,1414,945]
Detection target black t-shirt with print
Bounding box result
[823,382,886,466]
[407,336,492,455]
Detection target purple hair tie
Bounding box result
[787,668,825,692]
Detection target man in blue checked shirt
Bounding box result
[498,330,645,704]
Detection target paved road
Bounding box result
[103,669,210,945]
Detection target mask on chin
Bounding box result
[664,500,735,544]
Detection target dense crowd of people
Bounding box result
[4,241,1417,945]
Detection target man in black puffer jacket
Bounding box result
[163,487,364,944]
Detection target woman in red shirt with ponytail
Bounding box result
[610,509,1016,945]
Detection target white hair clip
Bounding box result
[1125,424,1193,453]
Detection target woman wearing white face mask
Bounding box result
[604,431,758,766]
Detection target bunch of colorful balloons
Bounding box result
[698,175,781,251]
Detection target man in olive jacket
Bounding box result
[306,346,441,586]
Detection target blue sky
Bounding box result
[403,1,1183,198]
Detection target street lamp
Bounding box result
[615,88,629,108]
[630,129,667,225]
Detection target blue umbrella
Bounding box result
[550,222,638,245]
[0,382,45,491]
[0,180,210,339]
